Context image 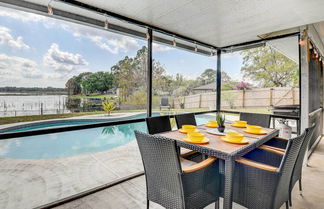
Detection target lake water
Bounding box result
[0,94,69,117]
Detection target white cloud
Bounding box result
[0,52,88,86]
[0,53,44,79]
[153,43,173,52]
[95,35,138,54]
[72,26,139,54]
[43,43,88,73]
[0,8,46,23]
[0,26,30,50]
[0,6,68,30]
[0,6,140,54]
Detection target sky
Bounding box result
[0,6,243,88]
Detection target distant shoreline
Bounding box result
[0,92,67,96]
[0,86,66,96]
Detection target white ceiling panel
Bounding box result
[75,0,324,47]
[314,22,324,53]
[267,36,299,63]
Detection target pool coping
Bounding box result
[0,112,218,133]
[0,112,146,133]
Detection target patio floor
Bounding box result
[0,140,143,209]
[54,139,324,209]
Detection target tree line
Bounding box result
[65,46,226,98]
[0,86,66,94]
[65,71,114,95]
[65,45,299,98]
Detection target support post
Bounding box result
[147,28,153,117]
[292,87,295,105]
[40,103,43,115]
[270,88,273,106]
[242,90,245,108]
[299,30,310,164]
[216,50,221,112]
[300,30,309,133]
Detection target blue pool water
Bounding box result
[7,121,100,132]
[5,113,150,133]
[0,114,214,159]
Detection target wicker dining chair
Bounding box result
[175,113,197,129]
[146,115,172,135]
[135,131,221,209]
[228,131,307,209]
[240,112,271,128]
[174,113,206,161]
[261,124,316,206]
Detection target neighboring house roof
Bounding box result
[193,83,216,91]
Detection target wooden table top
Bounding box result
[158,124,279,159]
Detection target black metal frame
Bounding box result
[147,28,153,117]
[216,49,222,111]
[298,33,302,134]
[0,117,146,139]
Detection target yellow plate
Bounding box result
[231,124,247,128]
[205,123,218,128]
[244,129,267,135]
[220,136,249,144]
[179,128,198,134]
[183,136,210,144]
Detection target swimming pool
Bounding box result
[0,114,215,159]
[0,113,150,133]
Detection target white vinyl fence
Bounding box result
[174,87,299,109]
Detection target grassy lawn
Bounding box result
[69,94,116,99]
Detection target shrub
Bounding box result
[124,90,147,109]
[236,81,253,90]
[102,100,116,116]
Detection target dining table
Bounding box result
[158,123,279,209]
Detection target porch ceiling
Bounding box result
[69,0,324,47]
[4,0,324,52]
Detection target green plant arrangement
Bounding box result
[102,100,116,116]
[216,113,226,132]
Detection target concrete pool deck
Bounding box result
[0,140,143,209]
[54,138,324,209]
[0,132,321,208]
